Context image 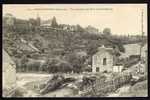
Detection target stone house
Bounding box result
[3,49,16,97]
[92,45,117,73]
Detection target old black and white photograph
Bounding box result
[2,4,148,97]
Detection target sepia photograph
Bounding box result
[2,4,148,97]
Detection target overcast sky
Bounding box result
[3,4,147,36]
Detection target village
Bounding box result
[2,5,148,97]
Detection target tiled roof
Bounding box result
[96,45,115,55]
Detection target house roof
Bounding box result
[95,45,115,55]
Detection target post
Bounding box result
[139,9,144,74]
[140,9,144,61]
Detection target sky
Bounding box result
[3,4,147,36]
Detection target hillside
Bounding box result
[3,16,147,73]
[3,24,124,59]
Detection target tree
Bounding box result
[116,42,125,53]
[20,55,28,72]
[82,65,92,72]
[57,62,73,73]
[66,53,85,73]
[76,24,84,32]
[51,16,58,28]
[87,40,99,56]
[46,58,58,73]
[103,28,111,36]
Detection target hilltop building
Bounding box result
[40,16,58,28]
[40,19,52,27]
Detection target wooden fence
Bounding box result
[80,72,132,96]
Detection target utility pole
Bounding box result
[139,9,144,61]
[138,9,144,73]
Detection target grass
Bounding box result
[119,80,148,97]
[13,87,28,97]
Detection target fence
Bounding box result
[80,72,132,96]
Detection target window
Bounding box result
[103,58,107,65]
[96,67,99,72]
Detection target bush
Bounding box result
[129,55,140,60]
[129,80,148,97]
[14,89,24,97]
[124,57,140,68]
[46,58,73,73]
[103,70,108,73]
[131,74,147,86]
[57,62,73,73]
[82,66,92,72]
